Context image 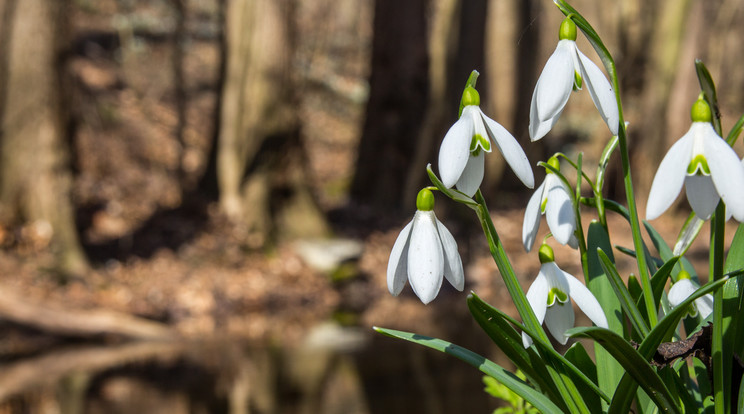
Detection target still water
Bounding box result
[0,322,494,413]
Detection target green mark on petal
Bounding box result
[540,197,548,214]
[538,243,555,264]
[416,188,435,211]
[559,17,577,41]
[686,154,710,176]
[547,287,569,306]
[470,133,491,152]
[573,70,583,91]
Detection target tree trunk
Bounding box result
[0,0,88,276]
[216,0,328,246]
[350,0,429,213]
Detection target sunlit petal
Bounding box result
[684,175,719,220]
[436,218,464,291]
[523,271,549,347]
[646,131,694,220]
[575,48,619,135]
[695,294,714,320]
[529,86,562,141]
[542,261,571,294]
[438,116,474,188]
[522,182,546,252]
[456,151,485,197]
[667,279,696,308]
[545,177,576,246]
[481,111,535,188]
[535,40,575,122]
[703,127,744,221]
[407,211,444,304]
[545,301,574,345]
[387,220,413,296]
[565,273,608,328]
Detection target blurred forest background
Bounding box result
[1,0,743,412]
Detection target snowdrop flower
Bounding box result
[529,17,619,141]
[522,156,578,252]
[646,96,744,222]
[522,244,608,347]
[387,188,464,304]
[667,270,713,319]
[438,81,534,197]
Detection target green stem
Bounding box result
[595,135,619,230]
[711,202,726,414]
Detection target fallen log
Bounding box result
[0,288,175,340]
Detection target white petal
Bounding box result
[469,106,491,152]
[456,151,485,197]
[575,48,619,135]
[695,294,714,320]
[436,218,464,291]
[545,177,576,246]
[545,301,574,345]
[542,261,571,294]
[684,175,719,220]
[438,116,474,188]
[535,40,575,122]
[387,220,413,296]
[408,211,444,304]
[646,130,694,220]
[522,271,549,347]
[529,85,562,141]
[522,181,546,252]
[480,111,535,188]
[667,278,696,308]
[703,126,744,221]
[564,273,608,328]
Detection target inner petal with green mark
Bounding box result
[547,287,569,307]
[470,134,491,153]
[686,154,710,176]
[573,70,583,91]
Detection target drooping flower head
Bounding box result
[522,244,607,347]
[529,17,619,141]
[667,270,713,320]
[522,156,578,252]
[646,96,744,221]
[438,71,534,197]
[387,188,464,304]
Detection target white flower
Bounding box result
[529,18,619,141]
[646,98,744,222]
[522,158,578,252]
[522,245,608,347]
[439,98,534,197]
[668,277,713,320]
[387,189,464,304]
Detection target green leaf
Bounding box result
[564,343,602,413]
[725,112,744,146]
[644,220,698,281]
[606,276,731,413]
[695,60,722,135]
[426,164,478,208]
[374,327,564,413]
[673,213,704,257]
[597,248,650,336]
[566,327,682,414]
[738,373,744,414]
[585,222,624,404]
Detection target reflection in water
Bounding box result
[0,322,493,413]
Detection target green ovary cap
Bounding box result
[546,156,560,173]
[677,269,691,281]
[547,287,569,306]
[538,243,555,264]
[690,96,712,123]
[461,86,480,108]
[559,17,577,41]
[416,188,435,211]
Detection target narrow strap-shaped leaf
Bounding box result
[606,276,731,413]
[564,343,602,413]
[468,293,610,404]
[725,112,744,146]
[673,212,704,257]
[694,60,721,135]
[738,372,744,414]
[567,327,682,414]
[373,327,565,413]
[597,248,650,336]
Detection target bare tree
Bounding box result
[0,0,88,276]
[215,0,328,246]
